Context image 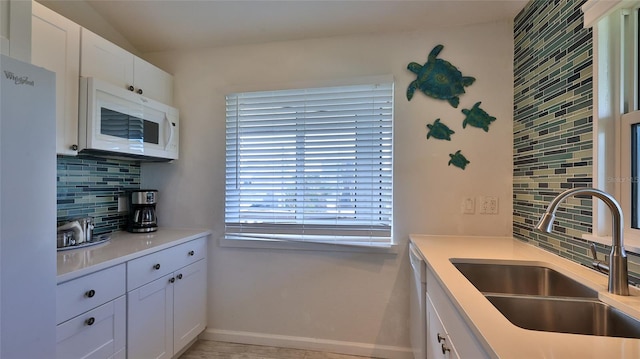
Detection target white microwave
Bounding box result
[78,77,179,161]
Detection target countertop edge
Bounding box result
[57,228,212,283]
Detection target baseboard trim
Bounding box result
[201,328,413,359]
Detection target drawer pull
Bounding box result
[437,333,445,343]
[153,263,161,270]
[169,277,175,283]
[441,344,451,355]
[85,289,96,298]
[188,250,195,256]
[85,317,95,326]
[177,273,183,280]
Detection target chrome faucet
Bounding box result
[534,187,629,296]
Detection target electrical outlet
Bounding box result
[117,195,128,213]
[462,197,475,214]
[479,196,498,214]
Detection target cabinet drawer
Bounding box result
[57,264,126,324]
[127,237,206,290]
[171,237,206,272]
[56,295,126,359]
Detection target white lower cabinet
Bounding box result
[56,264,127,359]
[127,238,207,358]
[127,274,175,359]
[56,236,208,359]
[56,296,126,359]
[173,259,207,350]
[426,295,459,359]
[426,267,488,359]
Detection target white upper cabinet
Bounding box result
[81,28,173,105]
[1,0,32,62]
[31,1,80,155]
[134,56,174,105]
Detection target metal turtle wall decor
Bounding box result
[448,150,470,170]
[462,102,496,132]
[426,119,455,141]
[406,44,475,108]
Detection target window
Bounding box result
[587,0,640,250]
[224,81,394,248]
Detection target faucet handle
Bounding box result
[590,243,598,260]
[590,242,610,274]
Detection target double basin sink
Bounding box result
[452,261,640,339]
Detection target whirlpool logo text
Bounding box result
[3,71,35,86]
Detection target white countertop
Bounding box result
[57,228,211,283]
[410,234,640,358]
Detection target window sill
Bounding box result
[582,233,640,255]
[218,236,399,254]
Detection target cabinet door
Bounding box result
[56,296,126,359]
[127,274,174,359]
[0,0,31,61]
[426,295,459,359]
[31,2,80,155]
[1,0,9,54]
[173,259,207,353]
[80,28,133,92]
[133,56,173,105]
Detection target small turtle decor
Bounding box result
[448,150,470,170]
[462,102,496,132]
[406,44,476,107]
[426,119,455,141]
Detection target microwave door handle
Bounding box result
[164,115,174,151]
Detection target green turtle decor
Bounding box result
[462,102,496,132]
[406,44,476,108]
[426,119,455,141]
[448,150,470,170]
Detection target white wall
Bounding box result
[142,20,514,358]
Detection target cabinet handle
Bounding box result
[128,85,134,91]
[85,317,95,326]
[153,263,161,270]
[177,273,183,280]
[441,344,451,355]
[188,250,195,256]
[437,333,445,343]
[70,144,78,151]
[169,277,175,283]
[85,289,96,298]
[137,88,143,95]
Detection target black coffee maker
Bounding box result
[128,190,158,233]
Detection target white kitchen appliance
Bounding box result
[409,242,427,359]
[78,77,179,161]
[1,54,57,357]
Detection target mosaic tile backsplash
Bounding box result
[57,155,140,234]
[513,0,640,280]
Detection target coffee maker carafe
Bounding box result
[128,190,158,233]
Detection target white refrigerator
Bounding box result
[0,54,56,358]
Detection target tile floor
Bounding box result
[179,340,380,359]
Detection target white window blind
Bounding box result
[225,82,393,247]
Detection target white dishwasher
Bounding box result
[409,242,427,359]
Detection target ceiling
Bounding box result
[41,0,528,53]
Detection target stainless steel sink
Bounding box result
[451,261,640,338]
[452,262,597,298]
[486,295,640,339]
